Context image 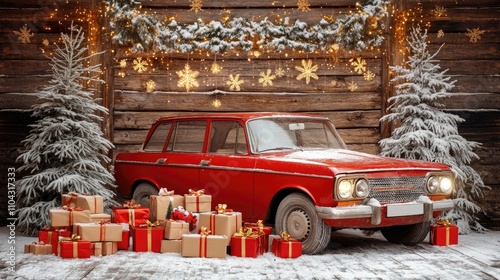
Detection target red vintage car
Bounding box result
[114,112,455,254]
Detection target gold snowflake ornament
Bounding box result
[275,68,285,78]
[190,0,203,13]
[297,0,311,12]
[431,6,447,17]
[295,59,319,84]
[363,70,375,81]
[211,62,222,74]
[466,28,485,43]
[259,69,276,87]
[14,24,34,43]
[212,99,222,108]
[176,63,199,92]
[119,59,127,68]
[437,30,445,38]
[227,74,244,91]
[351,57,367,74]
[146,80,156,92]
[347,81,358,92]
[133,57,148,73]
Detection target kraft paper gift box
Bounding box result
[111,202,150,227]
[184,189,212,213]
[161,239,182,254]
[90,213,112,223]
[181,233,227,258]
[73,222,123,242]
[24,242,53,255]
[149,189,184,221]
[271,231,302,258]
[38,227,71,255]
[164,220,190,240]
[102,242,118,256]
[132,222,163,253]
[62,193,104,214]
[49,208,91,227]
[230,229,261,258]
[199,210,242,245]
[430,220,459,246]
[91,242,102,256]
[59,240,91,259]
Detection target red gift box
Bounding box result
[38,227,71,255]
[430,220,458,246]
[230,228,260,258]
[271,231,302,258]
[244,220,271,254]
[132,222,163,253]
[59,241,91,259]
[111,204,150,227]
[117,229,130,250]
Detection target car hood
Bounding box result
[268,149,449,174]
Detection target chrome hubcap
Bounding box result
[286,209,311,241]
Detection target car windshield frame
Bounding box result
[246,116,347,154]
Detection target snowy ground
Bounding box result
[1,227,500,280]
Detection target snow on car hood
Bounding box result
[277,149,448,174]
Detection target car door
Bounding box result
[154,120,208,196]
[199,120,256,220]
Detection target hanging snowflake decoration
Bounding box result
[227,74,244,91]
[363,70,375,81]
[330,80,338,87]
[351,57,367,74]
[190,0,203,13]
[211,62,222,74]
[146,80,156,92]
[275,68,285,78]
[297,0,311,12]
[431,6,447,17]
[133,57,148,73]
[42,39,49,46]
[347,81,358,92]
[466,28,485,43]
[295,59,319,84]
[119,59,127,68]
[176,63,199,92]
[437,30,445,38]
[259,69,276,87]
[212,99,222,108]
[14,24,34,43]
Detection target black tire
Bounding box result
[275,193,331,254]
[381,221,430,245]
[132,183,158,207]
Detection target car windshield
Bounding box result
[247,117,346,153]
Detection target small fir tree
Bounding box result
[380,26,489,234]
[16,25,116,236]
[166,201,173,220]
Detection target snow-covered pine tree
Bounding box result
[16,25,116,236]
[379,26,489,234]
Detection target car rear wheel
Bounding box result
[380,221,430,245]
[275,193,331,254]
[132,183,158,207]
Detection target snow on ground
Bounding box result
[1,227,500,280]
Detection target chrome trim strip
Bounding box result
[339,167,445,174]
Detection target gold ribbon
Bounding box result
[60,234,81,242]
[158,188,175,196]
[279,230,291,242]
[123,199,141,208]
[189,189,205,196]
[435,219,453,227]
[199,226,211,235]
[139,220,161,228]
[73,242,78,258]
[215,203,233,214]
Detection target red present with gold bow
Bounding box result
[230,227,261,258]
[38,226,71,255]
[198,206,242,246]
[49,207,91,227]
[181,227,227,258]
[184,189,212,213]
[244,220,272,254]
[132,221,163,253]
[430,219,458,246]
[59,234,91,259]
[73,222,123,242]
[111,200,150,227]
[150,188,184,221]
[271,231,302,258]
[24,241,53,255]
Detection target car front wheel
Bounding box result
[275,193,331,254]
[132,182,158,207]
[380,221,430,245]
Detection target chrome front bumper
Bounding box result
[316,198,454,226]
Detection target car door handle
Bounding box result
[156,158,167,165]
[200,160,210,166]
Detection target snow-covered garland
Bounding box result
[107,0,388,53]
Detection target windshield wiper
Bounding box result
[258,147,299,153]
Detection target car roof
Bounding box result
[155,112,329,122]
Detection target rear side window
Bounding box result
[143,122,171,151]
[166,121,207,152]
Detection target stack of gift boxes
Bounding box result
[26,188,303,259]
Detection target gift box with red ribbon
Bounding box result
[230,227,261,258]
[111,200,150,227]
[49,207,91,227]
[198,204,242,245]
[164,220,190,240]
[62,192,104,214]
[150,188,184,221]
[184,189,211,213]
[73,222,123,242]
[161,239,182,254]
[271,231,302,258]
[90,213,111,223]
[59,237,91,259]
[181,227,227,258]
[131,221,163,253]
[38,226,72,255]
[430,220,458,246]
[91,242,102,256]
[24,242,53,255]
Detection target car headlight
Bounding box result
[338,180,354,199]
[426,176,439,194]
[355,179,370,198]
[440,176,453,194]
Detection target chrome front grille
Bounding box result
[368,176,425,204]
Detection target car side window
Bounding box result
[209,121,247,154]
[166,121,206,152]
[143,122,171,151]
